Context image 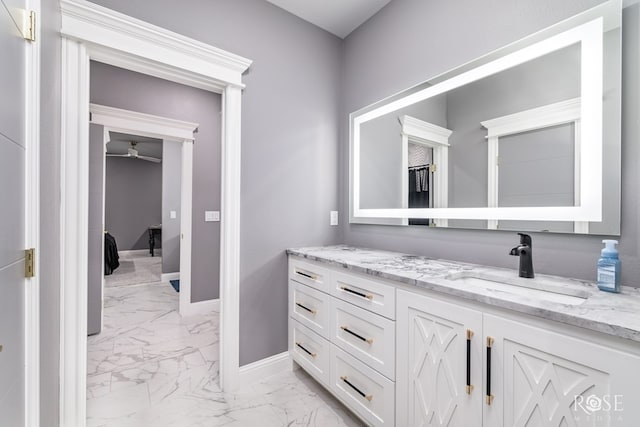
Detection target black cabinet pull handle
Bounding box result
[295,342,317,358]
[340,376,373,401]
[340,286,373,300]
[340,326,374,344]
[296,270,318,280]
[466,330,472,392]
[295,302,317,315]
[486,336,494,405]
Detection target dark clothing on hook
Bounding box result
[104,232,120,275]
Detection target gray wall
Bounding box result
[162,141,181,274]
[36,4,635,424]
[39,0,61,424]
[341,0,640,286]
[90,61,221,302]
[88,124,104,335]
[88,0,343,365]
[105,157,162,251]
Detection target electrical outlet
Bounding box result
[330,211,339,226]
[170,210,177,219]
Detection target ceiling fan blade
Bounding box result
[137,155,162,163]
[106,153,131,158]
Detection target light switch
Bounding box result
[330,211,339,226]
[170,210,177,219]
[205,211,220,222]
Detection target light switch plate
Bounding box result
[170,210,177,219]
[330,211,338,226]
[205,211,220,222]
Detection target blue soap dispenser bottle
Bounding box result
[597,240,620,293]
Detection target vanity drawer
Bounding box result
[289,258,331,291]
[330,298,395,380]
[290,320,330,386]
[289,280,330,339]
[330,345,395,427]
[332,270,396,320]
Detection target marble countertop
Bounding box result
[287,245,640,344]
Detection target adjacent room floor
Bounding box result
[87,252,363,426]
[105,250,163,287]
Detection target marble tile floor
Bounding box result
[88,272,364,426]
[105,250,163,287]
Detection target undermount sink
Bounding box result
[445,270,591,305]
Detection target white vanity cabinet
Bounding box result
[288,257,397,427]
[484,314,640,427]
[396,290,483,427]
[289,255,640,427]
[397,289,640,427]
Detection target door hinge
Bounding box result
[429,164,437,173]
[23,10,36,42]
[25,248,35,278]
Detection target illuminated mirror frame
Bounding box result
[350,18,603,223]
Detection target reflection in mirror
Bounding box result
[351,0,621,235]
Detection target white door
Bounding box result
[0,1,28,425]
[397,290,483,426]
[484,314,640,427]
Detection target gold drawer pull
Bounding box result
[340,376,373,401]
[340,326,373,344]
[340,286,373,300]
[295,302,317,315]
[296,269,318,281]
[295,342,317,358]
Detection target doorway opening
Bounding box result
[104,132,164,287]
[60,2,250,424]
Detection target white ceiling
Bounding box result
[107,131,163,158]
[265,0,391,38]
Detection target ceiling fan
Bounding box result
[106,141,161,163]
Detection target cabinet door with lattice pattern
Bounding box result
[397,290,483,427]
[484,314,640,427]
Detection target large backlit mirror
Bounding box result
[350,0,621,235]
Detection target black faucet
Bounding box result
[510,233,534,278]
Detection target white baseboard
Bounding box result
[180,298,220,317]
[161,272,180,282]
[119,249,153,256]
[238,351,291,387]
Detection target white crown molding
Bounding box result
[90,104,199,141]
[60,0,252,91]
[481,98,581,138]
[400,115,452,146]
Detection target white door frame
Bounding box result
[89,104,200,317]
[481,98,587,232]
[59,1,252,426]
[24,0,42,426]
[399,115,451,228]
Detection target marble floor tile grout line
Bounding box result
[88,251,364,426]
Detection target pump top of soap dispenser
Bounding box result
[601,240,619,258]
